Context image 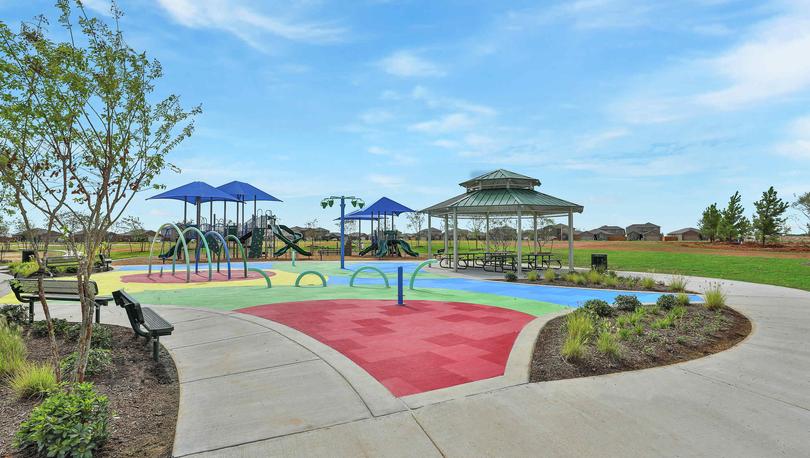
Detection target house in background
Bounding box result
[667,227,703,241]
[581,225,626,241]
[626,223,662,241]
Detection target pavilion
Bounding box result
[421,169,584,275]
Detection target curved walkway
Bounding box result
[4,273,810,457]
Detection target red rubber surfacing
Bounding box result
[121,270,274,284]
[238,299,534,397]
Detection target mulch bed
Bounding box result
[530,304,751,382]
[0,325,179,457]
[504,278,679,293]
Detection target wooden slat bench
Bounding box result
[45,255,81,272]
[112,290,174,361]
[95,253,112,272]
[9,278,111,324]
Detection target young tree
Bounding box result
[718,191,750,242]
[467,216,485,249]
[116,215,145,252]
[698,203,722,242]
[792,192,810,235]
[0,1,199,380]
[406,212,424,246]
[752,187,789,245]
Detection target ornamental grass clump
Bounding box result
[10,362,58,399]
[543,269,556,282]
[704,284,726,311]
[15,383,110,457]
[676,292,691,307]
[586,269,604,285]
[0,319,27,377]
[526,270,539,282]
[596,332,620,358]
[669,276,687,293]
[640,277,657,290]
[561,311,595,360]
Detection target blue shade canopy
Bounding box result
[339,209,378,221]
[217,181,282,203]
[350,197,415,217]
[147,181,240,204]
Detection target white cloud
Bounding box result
[367,173,405,188]
[409,113,476,134]
[378,51,445,78]
[775,115,810,160]
[155,0,347,50]
[577,128,629,150]
[359,109,393,124]
[81,0,112,15]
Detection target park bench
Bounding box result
[9,278,111,324]
[45,255,80,272]
[95,253,112,271]
[317,247,341,260]
[112,290,174,361]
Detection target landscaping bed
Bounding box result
[503,269,694,293]
[0,322,179,457]
[530,299,751,382]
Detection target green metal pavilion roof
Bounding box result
[422,169,583,216]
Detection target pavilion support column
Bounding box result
[452,208,459,272]
[517,210,523,276]
[567,209,575,272]
[533,214,538,254]
[427,214,432,260]
[485,213,490,253]
[443,215,449,255]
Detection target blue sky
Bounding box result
[3,0,809,233]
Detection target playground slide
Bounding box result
[375,240,389,257]
[272,225,312,257]
[158,244,177,262]
[239,231,252,245]
[359,242,377,256]
[395,240,419,257]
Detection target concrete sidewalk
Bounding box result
[7,273,810,457]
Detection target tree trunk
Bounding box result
[74,258,95,382]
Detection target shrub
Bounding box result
[582,299,614,317]
[669,276,687,292]
[676,292,691,307]
[14,382,110,457]
[8,261,40,278]
[61,349,112,378]
[31,319,72,338]
[640,277,657,290]
[586,269,603,285]
[53,265,79,275]
[1,304,28,325]
[543,269,556,282]
[526,270,539,282]
[504,272,517,282]
[0,321,27,377]
[656,294,678,310]
[704,284,726,311]
[596,332,620,358]
[10,362,58,398]
[614,295,642,312]
[66,324,113,350]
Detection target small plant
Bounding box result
[543,269,556,282]
[616,315,631,328]
[504,272,517,282]
[676,335,688,345]
[1,320,27,377]
[66,324,113,350]
[640,277,657,290]
[561,311,595,360]
[644,304,661,315]
[573,274,587,286]
[564,272,579,283]
[61,349,112,378]
[10,362,58,398]
[526,270,539,282]
[586,269,603,285]
[596,332,620,358]
[31,319,72,338]
[617,327,632,340]
[15,382,110,457]
[614,295,642,312]
[1,304,28,325]
[668,305,686,320]
[656,294,678,310]
[652,316,674,329]
[582,299,614,317]
[675,292,691,306]
[669,276,687,292]
[704,284,726,311]
[628,308,646,326]
[633,324,644,336]
[603,275,618,288]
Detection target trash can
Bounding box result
[21,250,35,262]
[591,253,608,271]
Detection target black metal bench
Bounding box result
[9,278,111,324]
[45,255,81,272]
[112,290,174,361]
[317,247,341,260]
[95,253,112,272]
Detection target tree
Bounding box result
[0,1,199,381]
[698,203,722,242]
[792,192,810,235]
[752,187,789,245]
[718,191,750,242]
[406,212,424,246]
[467,216,485,249]
[116,215,146,252]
